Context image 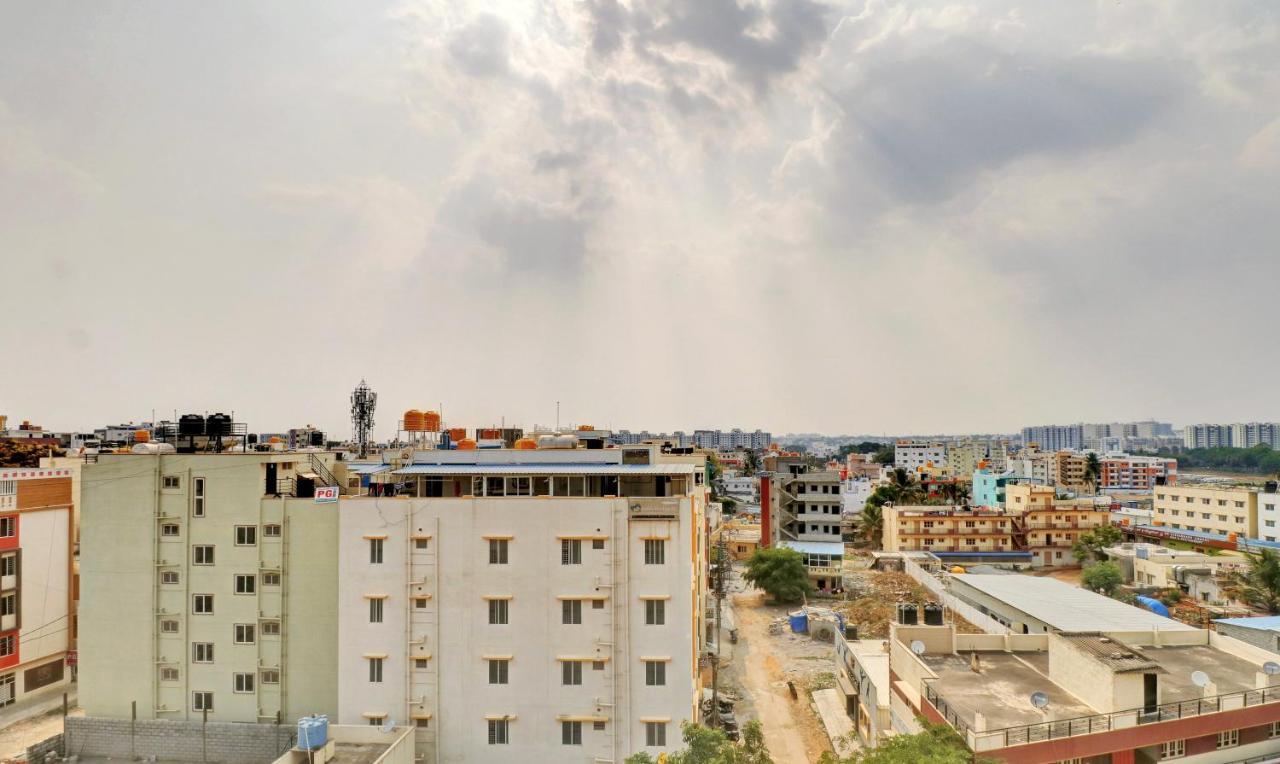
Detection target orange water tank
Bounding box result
[515,437,538,450]
[133,430,151,443]
[268,436,283,444]
[578,424,594,431]
[479,428,500,440]
[448,427,467,442]
[1228,532,1238,543]
[422,411,441,432]
[457,438,477,451]
[404,409,424,432]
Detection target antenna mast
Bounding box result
[351,380,377,458]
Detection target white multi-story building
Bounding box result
[1183,423,1233,449]
[339,444,707,762]
[1020,425,1083,451]
[1260,490,1280,543]
[892,441,947,473]
[0,467,76,713]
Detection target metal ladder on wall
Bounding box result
[592,503,627,763]
[406,511,439,763]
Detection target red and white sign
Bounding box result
[314,486,339,503]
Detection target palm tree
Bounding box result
[857,503,885,549]
[1084,452,1101,494]
[1221,549,1280,614]
[888,468,925,504]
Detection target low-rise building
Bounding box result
[882,503,1110,568]
[833,636,890,747]
[1212,616,1280,655]
[1004,482,1055,511]
[1100,454,1177,492]
[1153,484,1259,539]
[760,456,844,590]
[893,441,946,473]
[1103,544,1248,603]
[1260,489,1280,542]
[971,468,1015,509]
[894,619,1280,763]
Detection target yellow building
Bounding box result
[1152,484,1258,538]
[883,502,1111,568]
[1004,482,1055,511]
[1052,451,1092,493]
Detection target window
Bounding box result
[414,597,429,608]
[646,660,667,686]
[489,539,509,565]
[263,572,281,586]
[160,570,179,585]
[562,721,582,745]
[370,598,384,623]
[0,674,11,708]
[1160,739,1184,759]
[488,719,509,745]
[414,658,429,669]
[0,554,13,577]
[263,524,281,538]
[645,721,667,747]
[368,657,383,683]
[416,718,430,728]
[1217,730,1238,749]
[1270,721,1280,738]
[488,599,509,625]
[261,669,280,684]
[0,636,13,657]
[260,620,281,636]
[592,661,606,671]
[192,642,214,663]
[644,539,666,565]
[415,538,430,550]
[234,575,256,595]
[488,659,509,684]
[594,721,606,731]
[562,599,583,625]
[193,545,214,565]
[561,539,582,565]
[592,599,605,610]
[592,539,605,550]
[161,523,180,537]
[192,478,206,517]
[161,667,179,681]
[367,716,386,727]
[0,518,13,537]
[645,599,665,625]
[193,594,214,614]
[234,526,257,546]
[563,660,583,686]
[234,624,255,644]
[160,619,179,634]
[192,691,213,712]
[369,538,384,564]
[233,673,255,693]
[163,475,180,489]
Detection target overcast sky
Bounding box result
[3,1,1278,439]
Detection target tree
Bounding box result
[816,721,978,763]
[0,440,64,468]
[743,547,811,603]
[1220,549,1280,614]
[856,503,884,548]
[1082,561,1124,596]
[1083,452,1101,493]
[871,445,895,465]
[1071,525,1123,564]
[625,721,771,764]
[743,449,761,477]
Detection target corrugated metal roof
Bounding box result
[779,540,845,555]
[346,463,391,474]
[950,574,1198,632]
[1213,615,1280,631]
[1131,524,1280,550]
[393,463,694,476]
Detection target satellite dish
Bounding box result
[1264,662,1280,676]
[1030,691,1049,709]
[1191,671,1210,688]
[910,640,926,655]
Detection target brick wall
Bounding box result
[25,733,64,762]
[65,716,296,763]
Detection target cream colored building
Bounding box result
[1152,484,1258,538]
[339,444,707,763]
[883,501,1110,567]
[1003,482,1055,511]
[79,451,343,723]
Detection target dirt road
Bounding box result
[733,590,834,763]
[0,707,75,760]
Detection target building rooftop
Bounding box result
[780,540,845,555]
[1214,615,1280,632]
[922,651,1098,729]
[1131,523,1280,551]
[1058,634,1160,673]
[950,574,1198,632]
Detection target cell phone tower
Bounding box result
[351,380,377,458]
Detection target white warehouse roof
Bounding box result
[950,574,1198,632]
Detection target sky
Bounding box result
[2,1,1279,439]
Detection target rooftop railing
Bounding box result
[923,678,1280,753]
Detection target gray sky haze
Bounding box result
[2,1,1278,439]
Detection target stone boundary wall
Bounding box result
[65,716,295,763]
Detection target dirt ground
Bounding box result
[0,706,79,760]
[1029,566,1084,586]
[731,590,836,763]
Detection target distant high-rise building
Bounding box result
[1182,422,1280,449]
[1021,424,1083,451]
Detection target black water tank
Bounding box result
[179,414,206,437]
[309,431,325,447]
[923,603,944,626]
[898,603,918,625]
[206,413,232,437]
[844,625,859,640]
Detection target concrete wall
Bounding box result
[65,716,295,762]
[1215,623,1280,656]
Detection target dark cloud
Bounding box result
[585,0,629,58]
[825,39,1188,205]
[448,13,511,77]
